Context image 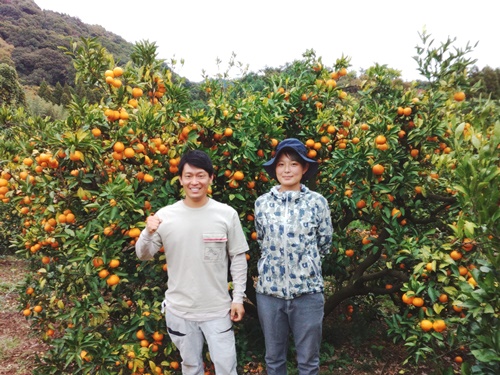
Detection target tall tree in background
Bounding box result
[37,80,53,102]
[0,63,25,106]
[470,66,500,100]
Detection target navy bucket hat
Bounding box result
[263,138,318,181]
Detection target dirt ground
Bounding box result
[0,257,48,375]
[0,256,458,375]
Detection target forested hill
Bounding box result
[0,0,134,86]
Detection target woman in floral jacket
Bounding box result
[254,138,333,375]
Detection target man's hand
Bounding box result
[230,303,245,322]
[146,214,162,234]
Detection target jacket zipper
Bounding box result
[284,195,289,298]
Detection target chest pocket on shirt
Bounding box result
[202,233,227,263]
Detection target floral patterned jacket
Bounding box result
[254,185,333,299]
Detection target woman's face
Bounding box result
[275,153,308,191]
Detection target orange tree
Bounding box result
[0,32,498,374]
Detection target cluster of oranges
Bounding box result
[420,318,447,333]
[94,257,120,286]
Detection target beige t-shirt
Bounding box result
[136,198,248,319]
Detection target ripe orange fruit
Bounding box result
[433,319,446,333]
[325,79,337,89]
[65,213,76,224]
[251,231,258,241]
[170,361,180,370]
[412,297,424,307]
[113,142,125,153]
[376,143,389,151]
[402,293,414,305]
[92,257,104,268]
[128,228,141,238]
[80,350,90,361]
[450,250,463,261]
[307,149,317,158]
[468,277,477,287]
[91,128,101,137]
[112,79,122,88]
[136,329,146,340]
[224,128,233,137]
[458,265,468,276]
[390,208,401,219]
[109,259,120,268]
[305,139,315,148]
[112,66,124,77]
[112,151,123,160]
[454,356,463,364]
[375,135,386,145]
[372,164,385,175]
[69,150,83,162]
[438,293,448,303]
[143,174,154,183]
[152,331,164,342]
[461,238,475,252]
[345,249,354,257]
[98,269,110,279]
[453,91,466,102]
[123,148,135,158]
[33,305,43,313]
[23,308,31,316]
[355,199,366,209]
[403,107,412,116]
[233,171,244,181]
[420,319,433,332]
[106,274,120,286]
[132,87,143,98]
[128,99,138,109]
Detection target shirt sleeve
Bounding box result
[254,199,264,244]
[227,210,249,256]
[317,196,333,256]
[230,252,248,304]
[135,230,163,260]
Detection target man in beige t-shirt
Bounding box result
[136,150,248,375]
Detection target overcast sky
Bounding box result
[34,0,497,82]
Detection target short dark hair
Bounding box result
[178,150,214,176]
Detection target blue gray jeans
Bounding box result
[256,293,324,375]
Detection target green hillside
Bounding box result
[0,0,134,86]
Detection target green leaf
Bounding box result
[471,349,500,363]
